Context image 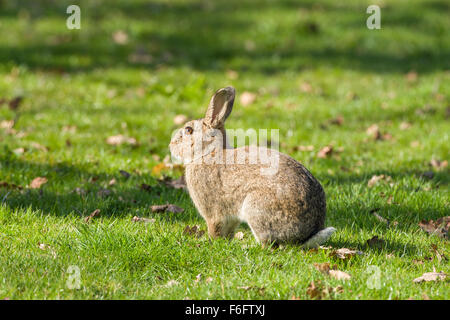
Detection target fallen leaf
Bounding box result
[418,216,449,239]
[234,231,244,240]
[30,142,48,152]
[151,204,184,213]
[29,177,48,189]
[183,225,205,238]
[367,174,392,187]
[313,262,335,273]
[405,70,418,83]
[84,209,101,223]
[300,81,313,93]
[226,69,239,80]
[413,271,446,283]
[429,159,448,171]
[328,115,344,126]
[97,188,112,198]
[328,270,351,280]
[421,171,434,180]
[331,248,363,260]
[194,273,202,283]
[0,120,14,130]
[158,175,186,190]
[132,216,155,224]
[0,181,23,190]
[106,135,137,146]
[8,96,22,110]
[166,279,179,287]
[431,244,447,262]
[140,183,152,192]
[297,145,314,152]
[366,124,392,141]
[152,163,184,176]
[367,236,385,249]
[112,30,128,44]
[317,145,333,158]
[399,122,412,130]
[313,263,351,280]
[306,280,343,300]
[173,114,188,125]
[240,91,257,106]
[119,170,131,179]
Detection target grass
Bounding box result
[0,0,449,299]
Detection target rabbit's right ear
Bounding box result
[204,87,235,128]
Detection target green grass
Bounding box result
[0,0,449,299]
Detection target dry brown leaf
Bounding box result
[0,120,14,130]
[30,142,48,152]
[405,71,418,83]
[29,177,48,189]
[429,159,448,171]
[112,30,128,44]
[399,122,412,130]
[328,270,351,280]
[298,145,314,152]
[413,271,446,283]
[328,115,344,126]
[300,81,313,93]
[226,69,239,80]
[314,263,351,280]
[84,209,101,223]
[166,280,179,287]
[367,236,385,249]
[0,181,23,190]
[418,217,449,239]
[313,262,335,273]
[151,204,184,213]
[240,91,257,106]
[8,96,23,110]
[317,145,333,158]
[132,216,155,224]
[119,170,131,178]
[306,280,343,300]
[367,174,392,187]
[331,248,363,260]
[152,163,184,176]
[140,183,152,192]
[183,225,205,238]
[106,135,137,146]
[173,114,188,125]
[234,231,244,240]
[97,188,112,198]
[158,175,186,189]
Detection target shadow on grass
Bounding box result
[1,156,447,258]
[0,0,448,74]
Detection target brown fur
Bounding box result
[169,87,329,244]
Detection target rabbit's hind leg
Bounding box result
[206,215,241,239]
[239,193,291,244]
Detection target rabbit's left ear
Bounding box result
[204,87,235,128]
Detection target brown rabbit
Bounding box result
[169,87,335,247]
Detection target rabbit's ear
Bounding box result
[204,87,235,128]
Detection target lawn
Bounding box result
[0,0,449,300]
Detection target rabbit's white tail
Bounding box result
[302,227,336,249]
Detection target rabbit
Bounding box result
[169,86,335,247]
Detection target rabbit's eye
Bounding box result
[184,126,193,135]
